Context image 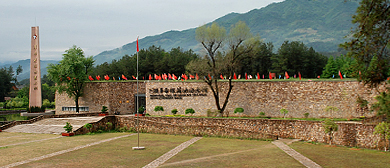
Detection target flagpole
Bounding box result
[133,36,144,150]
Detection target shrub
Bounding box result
[207,109,219,117]
[106,122,113,130]
[374,122,390,151]
[154,106,164,112]
[138,106,145,114]
[234,107,244,114]
[63,122,73,133]
[101,106,108,113]
[322,118,338,145]
[259,112,265,116]
[171,109,178,115]
[185,108,195,115]
[304,113,310,119]
[27,106,46,113]
[280,108,289,119]
[42,99,51,108]
[83,123,92,130]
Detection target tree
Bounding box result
[374,122,390,151]
[322,118,338,145]
[322,56,338,78]
[15,65,22,84]
[47,45,94,113]
[188,21,256,116]
[0,66,14,102]
[340,0,390,87]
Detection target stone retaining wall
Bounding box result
[115,116,383,149]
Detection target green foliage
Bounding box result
[259,112,265,116]
[42,99,51,108]
[26,106,45,113]
[63,122,73,133]
[374,122,390,139]
[101,106,108,113]
[324,106,339,112]
[83,123,92,130]
[185,108,195,115]
[234,108,244,114]
[6,97,27,108]
[322,118,338,134]
[171,109,178,115]
[280,108,289,119]
[372,88,390,122]
[321,56,338,78]
[272,41,327,78]
[0,66,14,102]
[154,106,164,112]
[138,106,145,114]
[207,109,219,117]
[341,0,390,87]
[47,45,94,113]
[90,46,198,79]
[304,113,310,119]
[106,122,113,130]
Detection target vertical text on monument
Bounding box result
[29,26,42,107]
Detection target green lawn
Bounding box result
[1,132,389,168]
[289,141,390,168]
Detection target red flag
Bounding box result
[196,73,199,80]
[262,74,264,79]
[168,73,172,80]
[121,74,127,80]
[189,74,195,79]
[339,70,343,79]
[245,73,248,80]
[285,72,289,79]
[257,73,260,79]
[234,73,237,80]
[104,75,109,80]
[184,74,188,80]
[208,73,211,80]
[298,72,301,80]
[220,74,224,79]
[269,72,272,80]
[88,76,94,81]
[149,74,152,80]
[172,74,177,80]
[96,75,101,80]
[132,75,136,80]
[136,37,139,52]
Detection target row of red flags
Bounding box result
[87,71,345,81]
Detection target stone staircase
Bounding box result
[2,117,104,134]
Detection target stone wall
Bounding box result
[56,80,379,118]
[56,82,145,115]
[115,116,382,149]
[146,81,378,118]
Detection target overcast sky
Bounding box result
[0,0,283,64]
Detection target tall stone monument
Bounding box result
[29,26,42,107]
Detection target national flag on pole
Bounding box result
[196,73,199,80]
[298,72,301,80]
[132,75,136,80]
[339,70,343,79]
[234,73,237,80]
[88,76,94,81]
[285,72,289,79]
[149,74,152,80]
[220,74,224,79]
[104,75,109,80]
[257,73,260,80]
[173,74,177,80]
[269,72,272,80]
[190,74,195,79]
[96,75,101,80]
[245,73,248,80]
[136,37,139,52]
[208,73,211,80]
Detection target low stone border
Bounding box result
[143,137,203,168]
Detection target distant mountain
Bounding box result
[2,59,59,81]
[93,0,359,65]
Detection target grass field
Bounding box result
[0,132,389,168]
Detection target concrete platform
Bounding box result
[20,111,55,117]
[3,116,104,134]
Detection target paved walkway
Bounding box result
[272,139,322,168]
[3,117,104,134]
[143,137,203,168]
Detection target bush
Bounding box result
[185,108,195,115]
[234,107,244,114]
[101,106,108,113]
[63,122,73,133]
[259,112,265,116]
[42,99,51,108]
[304,113,310,118]
[280,108,289,119]
[154,106,164,112]
[171,109,178,115]
[106,122,113,130]
[83,123,92,130]
[27,106,46,113]
[138,106,145,114]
